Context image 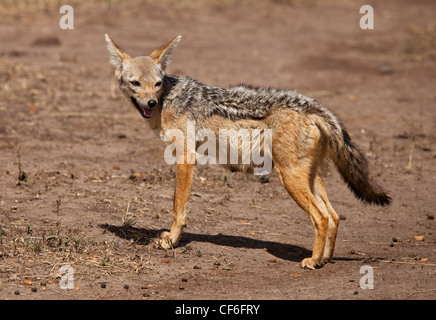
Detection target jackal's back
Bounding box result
[164,76,318,121]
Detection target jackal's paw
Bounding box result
[158,231,173,250]
[158,231,182,250]
[321,256,333,265]
[300,257,323,270]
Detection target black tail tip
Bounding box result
[347,181,392,207]
[371,193,392,207]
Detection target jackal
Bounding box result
[105,34,391,269]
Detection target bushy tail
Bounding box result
[313,108,391,206]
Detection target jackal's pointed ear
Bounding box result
[149,35,181,71]
[105,34,131,69]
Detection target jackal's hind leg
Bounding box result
[314,176,340,264]
[275,165,329,269]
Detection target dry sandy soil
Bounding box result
[0,0,435,301]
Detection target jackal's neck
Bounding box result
[160,75,180,106]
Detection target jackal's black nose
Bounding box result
[148,100,157,108]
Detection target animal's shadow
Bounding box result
[99,224,313,262]
[99,224,365,263]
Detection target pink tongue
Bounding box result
[143,108,153,118]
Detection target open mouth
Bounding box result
[131,97,153,119]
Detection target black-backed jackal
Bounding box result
[105,34,391,269]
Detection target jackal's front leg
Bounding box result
[159,163,194,249]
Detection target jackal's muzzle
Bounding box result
[131,97,153,119]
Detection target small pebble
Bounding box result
[14,290,20,295]
[181,278,188,282]
[123,284,129,290]
[259,175,269,184]
[31,287,37,293]
[100,282,106,289]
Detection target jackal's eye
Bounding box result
[130,80,141,87]
[155,81,162,87]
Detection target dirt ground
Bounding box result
[0,0,435,301]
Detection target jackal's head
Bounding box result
[105,34,181,119]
